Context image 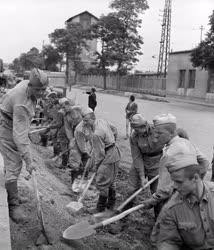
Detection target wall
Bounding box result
[167,51,208,99]
[77,74,166,96]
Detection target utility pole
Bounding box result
[157,0,172,78]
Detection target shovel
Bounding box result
[32,171,50,245]
[63,202,146,240]
[93,174,159,220]
[66,172,96,213]
[72,156,92,193]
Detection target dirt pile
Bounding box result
[10,137,155,250]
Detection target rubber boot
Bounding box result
[5,181,27,223]
[96,195,108,213]
[106,188,116,210]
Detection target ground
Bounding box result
[10,87,214,249]
[11,136,154,250]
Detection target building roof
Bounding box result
[66,11,99,23]
[169,50,193,55]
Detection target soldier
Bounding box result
[63,99,83,141]
[0,68,48,222]
[68,108,94,184]
[93,114,121,212]
[48,98,69,168]
[151,148,214,250]
[141,114,210,215]
[123,114,167,216]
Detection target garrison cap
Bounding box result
[130,114,147,128]
[165,138,198,173]
[29,68,48,87]
[153,113,176,126]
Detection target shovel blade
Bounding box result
[66,201,83,213]
[63,220,95,240]
[72,179,88,193]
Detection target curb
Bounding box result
[71,84,214,107]
[0,154,11,250]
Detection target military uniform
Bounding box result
[68,119,93,182]
[49,109,69,167]
[129,126,166,194]
[0,80,35,182]
[64,105,83,141]
[93,119,121,211]
[0,68,48,223]
[152,182,214,250]
[150,136,210,209]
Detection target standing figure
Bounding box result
[125,95,138,139]
[86,87,97,111]
[123,114,167,217]
[82,110,121,212]
[0,68,48,222]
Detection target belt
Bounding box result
[143,150,162,157]
[0,110,13,121]
[105,144,115,152]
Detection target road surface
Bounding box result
[68,87,214,162]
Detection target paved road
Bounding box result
[68,87,214,162]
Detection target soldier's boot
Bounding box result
[96,195,108,213]
[106,188,116,210]
[5,181,27,224]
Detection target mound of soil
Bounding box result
[10,137,155,250]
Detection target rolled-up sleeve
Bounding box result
[130,136,145,180]
[13,105,31,165]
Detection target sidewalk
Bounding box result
[72,85,214,107]
[0,154,11,250]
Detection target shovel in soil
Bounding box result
[93,174,159,221]
[66,172,96,213]
[63,202,145,240]
[32,171,51,245]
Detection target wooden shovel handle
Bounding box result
[78,172,96,203]
[117,175,159,212]
[92,203,145,228]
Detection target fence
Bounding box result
[77,74,166,96]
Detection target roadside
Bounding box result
[71,84,214,107]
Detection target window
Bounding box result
[188,69,196,88]
[178,70,186,88]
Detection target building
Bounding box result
[166,50,214,103]
[65,11,98,69]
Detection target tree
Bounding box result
[109,0,149,74]
[42,45,62,71]
[49,22,89,87]
[191,10,214,69]
[90,14,120,89]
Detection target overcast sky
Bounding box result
[0,0,213,71]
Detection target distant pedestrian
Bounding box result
[86,87,97,111]
[125,95,138,138]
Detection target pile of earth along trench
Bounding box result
[10,139,155,250]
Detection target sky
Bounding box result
[0,0,213,71]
